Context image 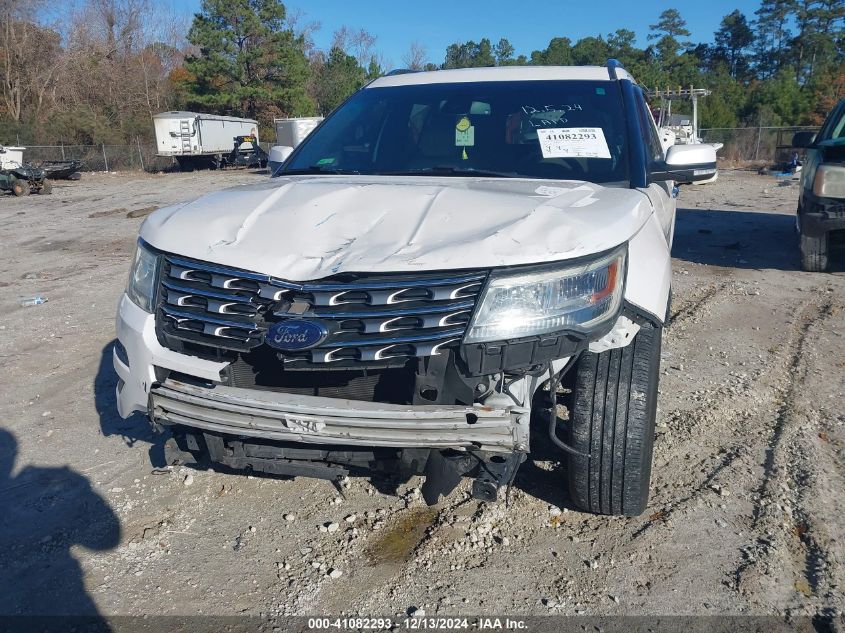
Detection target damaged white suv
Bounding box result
[114,62,716,515]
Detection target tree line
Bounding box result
[2,0,842,146]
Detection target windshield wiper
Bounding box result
[279,165,360,176]
[379,166,520,178]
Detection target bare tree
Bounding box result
[44,0,185,140]
[0,0,64,122]
[331,26,378,67]
[402,41,428,70]
[285,7,321,57]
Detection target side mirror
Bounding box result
[650,143,718,184]
[791,131,816,148]
[268,145,294,176]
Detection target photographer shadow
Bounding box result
[0,428,119,622]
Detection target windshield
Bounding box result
[281,80,629,184]
[816,100,845,145]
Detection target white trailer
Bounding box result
[153,111,260,170]
[274,117,323,148]
[0,146,25,169]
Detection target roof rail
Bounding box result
[606,59,624,80]
[385,68,421,76]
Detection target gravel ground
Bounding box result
[0,169,843,620]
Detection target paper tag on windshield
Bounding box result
[537,127,611,159]
[455,126,474,146]
[455,116,475,147]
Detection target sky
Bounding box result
[170,0,763,68]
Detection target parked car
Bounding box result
[115,62,716,516]
[792,99,845,272]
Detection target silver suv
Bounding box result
[114,61,716,515]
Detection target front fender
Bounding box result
[624,212,671,324]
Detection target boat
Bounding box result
[648,86,722,184]
[38,160,83,180]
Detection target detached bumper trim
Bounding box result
[151,380,523,451]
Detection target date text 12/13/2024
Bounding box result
[307,617,528,630]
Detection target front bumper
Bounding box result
[151,379,525,452]
[801,193,845,236]
[114,294,228,418]
[115,293,528,451]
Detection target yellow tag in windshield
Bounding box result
[455,116,475,147]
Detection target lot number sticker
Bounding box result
[537,127,611,159]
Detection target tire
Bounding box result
[799,231,829,272]
[566,323,662,516]
[11,179,30,196]
[38,179,52,195]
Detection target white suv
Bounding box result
[115,62,716,515]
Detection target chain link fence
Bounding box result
[8,129,822,172]
[19,143,172,172]
[14,141,276,173]
[699,126,820,164]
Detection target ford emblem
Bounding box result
[266,320,328,351]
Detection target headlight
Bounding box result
[465,246,626,344]
[813,165,845,198]
[126,242,159,312]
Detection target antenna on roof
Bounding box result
[606,59,624,80]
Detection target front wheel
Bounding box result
[38,179,52,195]
[11,179,30,196]
[799,232,829,272]
[566,323,662,516]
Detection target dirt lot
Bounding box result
[0,169,843,621]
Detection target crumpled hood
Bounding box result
[141,175,652,279]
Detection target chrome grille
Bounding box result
[156,254,487,363]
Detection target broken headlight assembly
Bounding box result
[126,241,159,313]
[464,245,626,344]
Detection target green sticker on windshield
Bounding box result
[316,157,336,165]
[595,87,606,95]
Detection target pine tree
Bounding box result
[310,47,366,115]
[714,11,755,79]
[184,0,314,121]
[442,39,496,68]
[790,0,845,83]
[494,38,516,65]
[529,38,573,66]
[648,8,692,64]
[753,0,796,76]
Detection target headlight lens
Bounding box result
[126,242,159,312]
[813,164,845,198]
[465,247,626,344]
